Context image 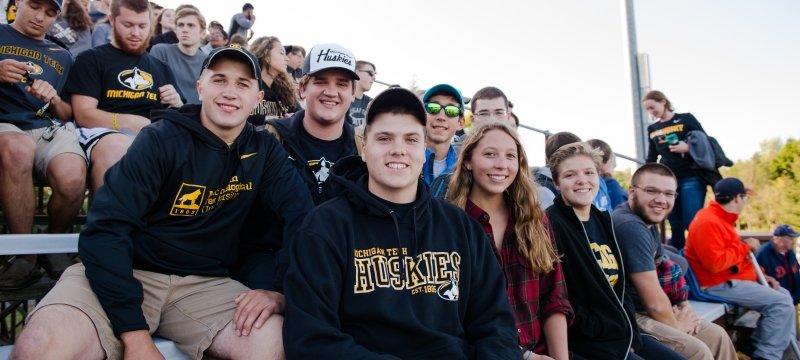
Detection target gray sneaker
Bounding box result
[0,258,42,290]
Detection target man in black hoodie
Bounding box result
[283,87,519,359]
[12,44,313,360]
[233,43,361,290]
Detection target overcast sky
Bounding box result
[159,0,799,168]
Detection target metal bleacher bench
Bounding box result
[0,233,190,360]
[688,300,727,323]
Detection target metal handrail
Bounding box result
[518,124,645,165]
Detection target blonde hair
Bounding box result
[548,142,604,183]
[447,122,558,273]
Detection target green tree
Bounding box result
[725,138,800,231]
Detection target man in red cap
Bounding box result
[685,177,796,360]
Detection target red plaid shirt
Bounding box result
[466,200,574,353]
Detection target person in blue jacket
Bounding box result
[756,224,800,304]
[422,83,463,188]
[12,44,313,360]
[283,87,519,359]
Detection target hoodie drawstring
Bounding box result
[389,210,407,284]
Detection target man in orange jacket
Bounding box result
[684,177,795,360]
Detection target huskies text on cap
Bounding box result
[303,43,359,80]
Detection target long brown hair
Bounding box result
[250,36,298,113]
[64,0,93,31]
[448,122,559,273]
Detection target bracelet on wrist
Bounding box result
[112,113,120,130]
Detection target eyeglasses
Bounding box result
[739,194,749,200]
[473,109,508,118]
[425,102,461,117]
[358,69,377,77]
[631,185,678,199]
[209,33,224,39]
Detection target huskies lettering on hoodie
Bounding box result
[79,105,313,336]
[283,156,519,359]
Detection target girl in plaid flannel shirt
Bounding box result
[448,122,574,360]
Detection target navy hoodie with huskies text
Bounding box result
[283,156,519,359]
[79,105,313,336]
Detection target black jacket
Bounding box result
[79,105,313,336]
[546,196,641,359]
[283,156,519,359]
[265,110,358,204]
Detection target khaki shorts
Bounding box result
[29,263,249,360]
[0,122,86,182]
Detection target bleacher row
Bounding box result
[0,233,190,359]
[0,172,778,359]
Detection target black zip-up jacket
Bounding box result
[79,105,313,336]
[265,109,358,204]
[546,196,641,359]
[283,156,519,359]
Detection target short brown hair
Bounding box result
[470,86,508,112]
[111,0,150,17]
[549,142,603,183]
[586,138,612,164]
[175,7,206,30]
[356,60,375,71]
[545,131,581,162]
[631,163,676,186]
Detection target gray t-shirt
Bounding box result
[229,13,253,39]
[149,44,205,104]
[348,94,372,126]
[91,23,111,47]
[432,159,447,178]
[47,17,92,58]
[612,202,664,310]
[537,185,556,210]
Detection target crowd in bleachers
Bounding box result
[2,0,800,359]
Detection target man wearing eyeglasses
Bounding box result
[201,21,228,54]
[421,83,463,187]
[685,177,796,360]
[0,0,88,289]
[613,164,736,360]
[470,86,512,128]
[348,60,376,127]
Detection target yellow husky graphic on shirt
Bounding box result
[170,183,206,216]
[118,67,154,91]
[353,247,461,301]
[170,177,254,217]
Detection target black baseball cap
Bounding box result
[200,44,263,91]
[713,177,754,198]
[774,224,800,237]
[49,0,63,11]
[366,88,426,127]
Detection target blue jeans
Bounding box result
[629,334,688,360]
[706,280,796,360]
[668,177,706,249]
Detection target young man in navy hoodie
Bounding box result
[12,44,313,360]
[283,87,519,359]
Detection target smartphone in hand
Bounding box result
[665,133,680,145]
